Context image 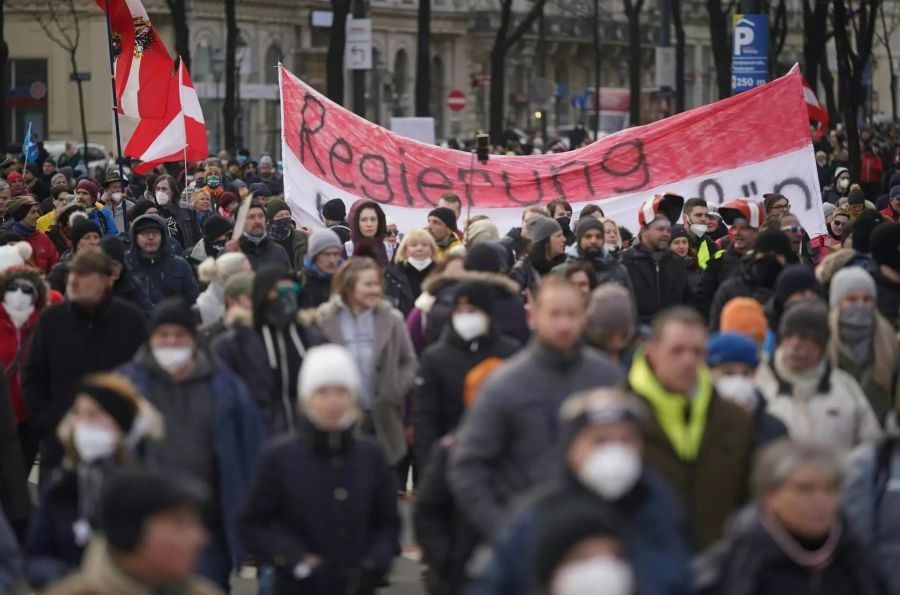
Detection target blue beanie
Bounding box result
[707,333,759,368]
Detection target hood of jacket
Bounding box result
[251,265,293,329]
[129,214,173,260]
[422,269,520,297]
[347,199,387,244]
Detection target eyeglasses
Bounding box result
[771,202,790,211]
[386,230,398,237]
[277,283,301,296]
[8,280,35,295]
[781,225,802,233]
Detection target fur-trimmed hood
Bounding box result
[815,248,856,288]
[422,270,520,297]
[0,265,50,309]
[56,395,165,468]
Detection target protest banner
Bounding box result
[279,64,825,237]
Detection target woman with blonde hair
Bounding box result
[384,229,439,316]
[191,188,214,229]
[317,258,417,468]
[599,217,623,251]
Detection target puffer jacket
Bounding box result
[708,263,777,331]
[125,215,200,306]
[755,349,883,451]
[621,244,693,325]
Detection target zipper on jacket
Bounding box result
[654,261,661,307]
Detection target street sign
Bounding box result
[571,94,586,110]
[345,17,373,70]
[731,14,768,94]
[447,90,466,112]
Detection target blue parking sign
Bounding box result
[731,14,768,93]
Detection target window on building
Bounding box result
[430,56,446,139]
[392,49,409,117]
[265,44,283,84]
[5,59,49,145]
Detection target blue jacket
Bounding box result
[471,472,693,595]
[88,207,118,237]
[117,355,264,568]
[126,214,200,306]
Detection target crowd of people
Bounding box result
[0,124,897,595]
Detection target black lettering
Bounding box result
[328,138,355,189]
[397,148,415,206]
[416,168,453,206]
[599,139,649,193]
[501,170,544,206]
[358,153,395,203]
[550,160,594,200]
[698,178,724,204]
[457,168,495,206]
[773,177,812,210]
[298,94,326,175]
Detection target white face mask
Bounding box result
[578,442,642,501]
[155,190,170,206]
[152,346,194,374]
[689,223,707,238]
[406,257,433,271]
[110,192,123,203]
[73,424,118,463]
[552,556,634,595]
[4,288,33,312]
[452,311,489,341]
[837,178,850,191]
[714,375,758,411]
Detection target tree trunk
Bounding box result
[671,0,686,112]
[880,3,898,122]
[592,0,601,135]
[820,59,838,124]
[624,0,643,125]
[327,0,351,104]
[224,0,237,152]
[415,0,431,116]
[166,0,191,70]
[707,0,731,98]
[70,50,89,170]
[0,0,7,147]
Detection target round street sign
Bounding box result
[447,90,466,112]
[30,81,47,100]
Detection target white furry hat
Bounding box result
[298,345,361,403]
[0,243,31,273]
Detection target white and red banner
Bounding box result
[803,77,829,140]
[126,61,208,175]
[98,0,174,119]
[279,64,826,237]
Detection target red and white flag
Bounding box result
[802,77,829,139]
[279,63,826,237]
[126,61,208,174]
[97,0,174,119]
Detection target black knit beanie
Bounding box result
[150,297,197,337]
[454,282,494,314]
[76,379,138,432]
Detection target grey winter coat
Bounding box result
[843,432,900,595]
[317,298,418,464]
[448,341,624,538]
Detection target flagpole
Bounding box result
[103,0,128,232]
[179,57,189,188]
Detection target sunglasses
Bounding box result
[277,283,301,296]
[831,220,845,227]
[781,225,802,233]
[8,280,36,295]
[386,230,398,237]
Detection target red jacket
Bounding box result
[0,305,40,424]
[860,153,884,184]
[23,230,60,274]
[880,205,899,223]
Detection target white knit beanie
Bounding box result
[298,345,362,403]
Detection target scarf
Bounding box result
[760,512,841,572]
[629,350,713,461]
[837,304,874,367]
[11,221,34,239]
[242,232,268,246]
[773,347,828,399]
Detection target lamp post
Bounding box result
[211,47,225,153]
[235,36,248,151]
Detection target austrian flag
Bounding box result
[126,61,208,174]
[97,0,174,119]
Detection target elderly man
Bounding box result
[232,203,291,271]
[755,298,881,450]
[73,180,117,236]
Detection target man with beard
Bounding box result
[681,198,717,269]
[622,193,692,325]
[231,203,291,272]
[558,217,633,292]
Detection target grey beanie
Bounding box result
[822,202,836,219]
[308,229,342,260]
[829,266,876,309]
[527,215,562,245]
[779,298,829,348]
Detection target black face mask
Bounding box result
[207,240,226,257]
[263,291,298,329]
[556,217,571,231]
[268,218,294,242]
[752,255,783,287]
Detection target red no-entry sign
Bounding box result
[447,90,466,112]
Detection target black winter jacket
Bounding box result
[708,263,777,331]
[126,215,200,306]
[412,325,520,470]
[621,245,693,325]
[238,419,400,595]
[156,201,201,250]
[240,235,293,272]
[384,262,434,317]
[695,246,745,318]
[299,269,333,310]
[22,298,147,471]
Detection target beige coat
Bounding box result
[41,538,222,595]
[317,298,418,464]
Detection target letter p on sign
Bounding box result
[734,18,755,55]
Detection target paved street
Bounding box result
[233,499,425,594]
